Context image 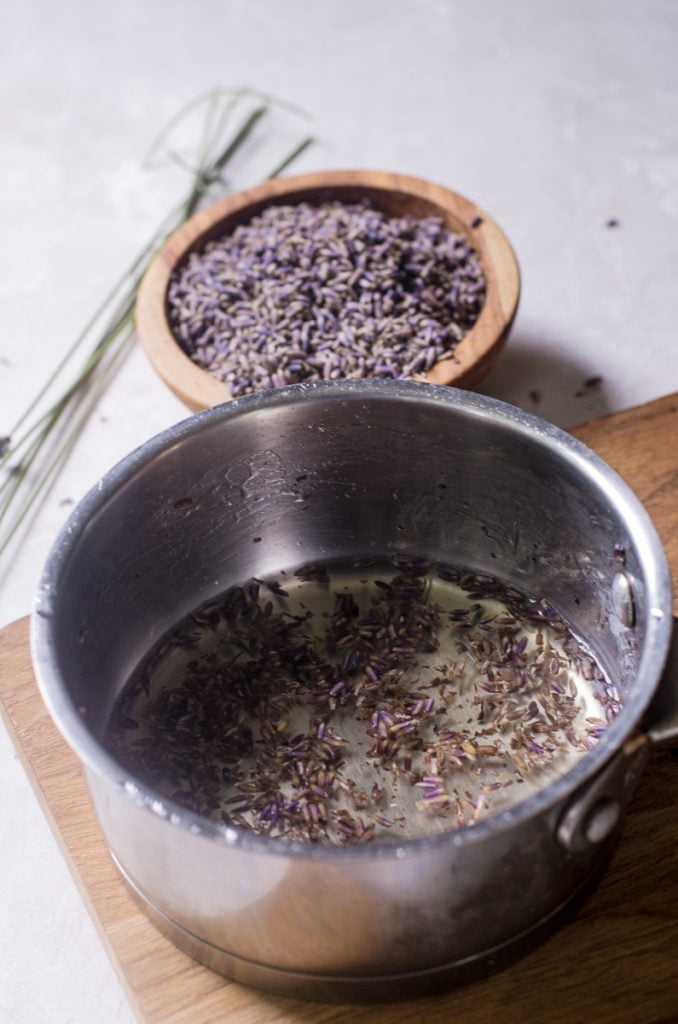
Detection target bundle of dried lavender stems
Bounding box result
[0,88,313,560]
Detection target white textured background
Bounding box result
[1,1,677,1021]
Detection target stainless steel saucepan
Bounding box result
[31,380,677,1001]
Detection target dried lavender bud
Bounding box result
[167,200,486,397]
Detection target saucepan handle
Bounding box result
[642,617,678,745]
[557,618,677,853]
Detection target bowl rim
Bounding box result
[31,380,673,862]
[135,169,521,412]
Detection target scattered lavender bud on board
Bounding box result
[167,200,486,396]
[105,557,618,846]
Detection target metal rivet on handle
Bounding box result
[583,798,621,844]
[556,743,648,853]
[611,570,636,628]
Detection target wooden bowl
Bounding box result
[136,170,520,412]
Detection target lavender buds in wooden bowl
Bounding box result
[136,170,520,411]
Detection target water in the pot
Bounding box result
[104,554,620,844]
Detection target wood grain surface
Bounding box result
[1,393,677,1024]
[571,391,678,617]
[135,170,521,411]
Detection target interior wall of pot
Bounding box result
[49,391,646,737]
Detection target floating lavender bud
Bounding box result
[105,556,618,846]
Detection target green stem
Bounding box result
[0,88,314,558]
[0,306,135,477]
[0,423,54,515]
[0,332,134,556]
[5,205,181,442]
[266,135,315,180]
[211,105,268,176]
[143,86,309,168]
[143,87,243,167]
[183,105,269,219]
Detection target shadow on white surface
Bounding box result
[480,330,614,428]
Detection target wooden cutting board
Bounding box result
[1,393,677,1024]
